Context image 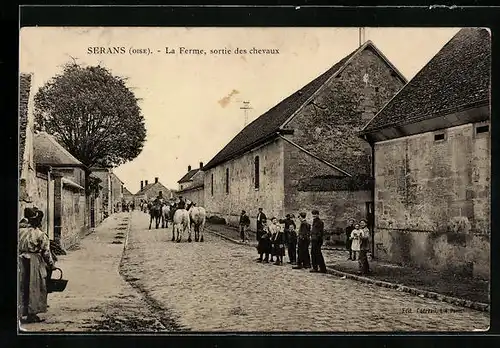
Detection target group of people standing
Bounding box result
[239,209,371,275]
[239,208,327,273]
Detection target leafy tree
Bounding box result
[34,62,146,168]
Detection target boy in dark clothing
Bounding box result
[293,212,311,269]
[310,210,327,273]
[257,218,272,262]
[280,214,297,264]
[239,210,251,242]
[345,218,355,260]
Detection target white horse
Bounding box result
[161,204,170,228]
[172,208,191,242]
[189,205,206,242]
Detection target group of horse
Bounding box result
[145,200,206,243]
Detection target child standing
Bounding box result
[350,223,362,261]
[257,218,272,263]
[270,217,285,265]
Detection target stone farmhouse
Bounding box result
[176,163,205,206]
[359,28,491,279]
[202,41,407,236]
[134,177,174,203]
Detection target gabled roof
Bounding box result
[123,187,133,196]
[177,168,201,183]
[203,41,406,170]
[135,181,170,196]
[19,73,33,172]
[34,132,86,168]
[361,28,491,135]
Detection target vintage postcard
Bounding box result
[18,26,490,332]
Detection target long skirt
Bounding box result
[19,253,48,317]
[273,243,285,257]
[257,238,272,254]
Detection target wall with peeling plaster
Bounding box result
[374,121,491,279]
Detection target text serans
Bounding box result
[87,47,126,54]
[249,48,280,54]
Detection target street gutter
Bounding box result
[205,225,489,313]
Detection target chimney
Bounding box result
[140,181,144,190]
[199,162,203,169]
[155,177,159,184]
[145,180,148,186]
[188,165,192,172]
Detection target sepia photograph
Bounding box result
[18,26,491,332]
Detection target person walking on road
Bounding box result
[19,207,56,323]
[345,218,355,260]
[293,212,311,270]
[239,210,251,243]
[310,210,327,273]
[358,219,371,275]
[280,214,297,264]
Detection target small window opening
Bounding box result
[476,125,489,134]
[225,168,229,194]
[434,133,445,141]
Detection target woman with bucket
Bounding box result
[18,207,56,323]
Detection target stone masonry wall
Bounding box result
[282,46,403,240]
[374,121,490,279]
[204,138,285,230]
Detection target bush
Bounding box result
[207,216,227,225]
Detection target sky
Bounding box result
[20,27,460,193]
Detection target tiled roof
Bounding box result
[19,73,33,172]
[202,46,364,170]
[361,28,491,133]
[34,132,85,167]
[135,181,170,196]
[123,187,133,196]
[177,168,200,183]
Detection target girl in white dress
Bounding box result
[350,223,362,261]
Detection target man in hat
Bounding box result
[18,207,55,323]
[256,208,267,242]
[293,212,311,269]
[177,196,186,210]
[310,210,327,273]
[239,210,251,243]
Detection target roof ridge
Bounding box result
[360,28,463,134]
[35,132,84,166]
[279,44,366,129]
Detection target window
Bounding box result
[180,185,183,190]
[254,156,260,189]
[211,174,214,196]
[434,132,445,142]
[476,125,489,134]
[225,168,229,194]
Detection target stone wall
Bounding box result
[91,170,111,217]
[60,184,87,249]
[179,186,204,207]
[204,138,285,230]
[374,121,490,279]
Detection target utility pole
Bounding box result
[359,27,366,47]
[240,101,252,127]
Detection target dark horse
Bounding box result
[148,201,162,229]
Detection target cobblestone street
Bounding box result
[121,211,490,332]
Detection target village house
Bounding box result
[122,186,134,204]
[359,28,491,279]
[134,177,173,203]
[176,163,205,206]
[202,41,407,236]
[90,167,125,216]
[33,132,90,249]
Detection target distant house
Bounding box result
[203,41,406,235]
[176,162,205,206]
[134,177,173,202]
[122,186,134,203]
[34,132,89,249]
[359,28,491,279]
[90,167,125,216]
